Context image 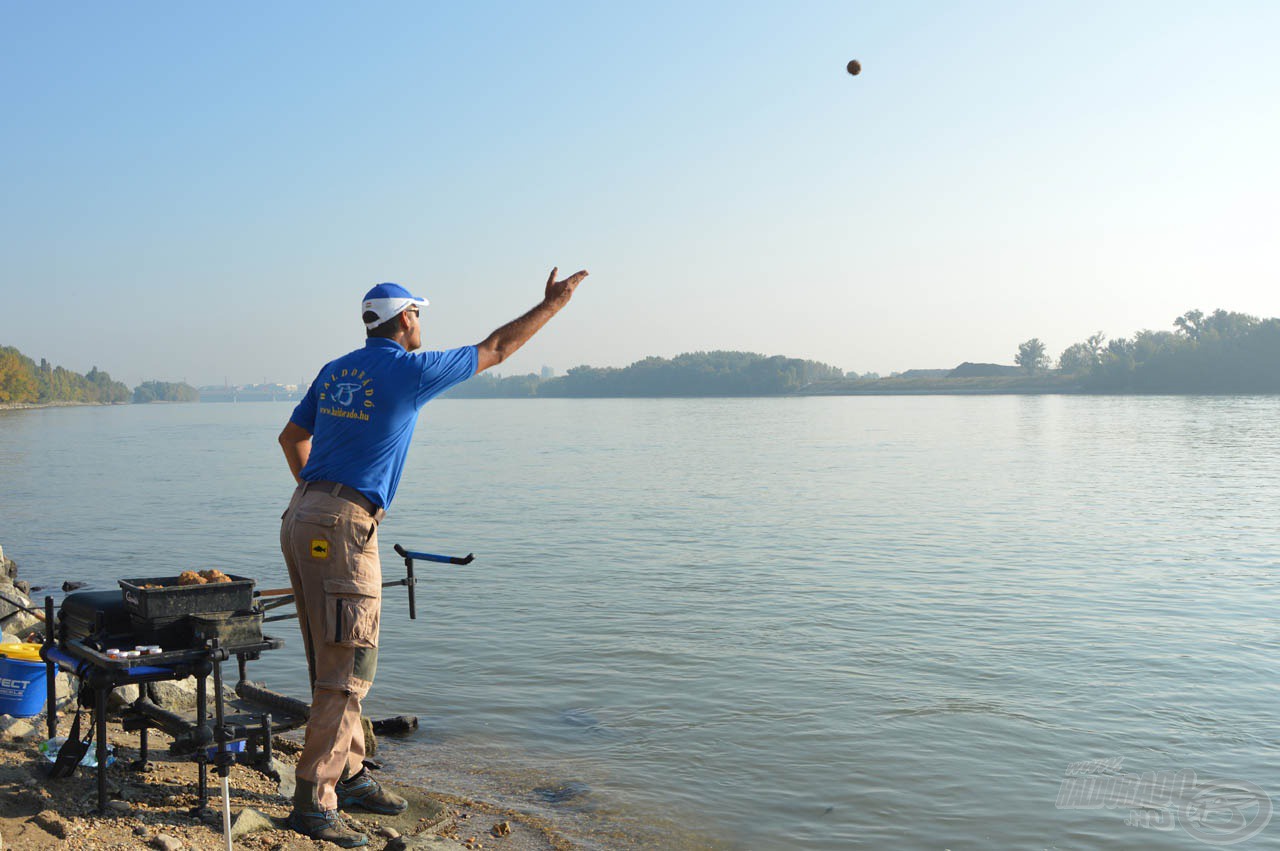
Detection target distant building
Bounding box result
[197,382,304,403]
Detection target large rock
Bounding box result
[32,809,69,839]
[151,834,183,851]
[148,678,200,712]
[229,807,282,838]
[105,683,143,712]
[0,581,39,637]
[0,544,41,635]
[0,717,35,741]
[275,760,296,799]
[40,670,76,714]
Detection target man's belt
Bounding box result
[302,480,382,518]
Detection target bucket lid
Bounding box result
[0,642,43,662]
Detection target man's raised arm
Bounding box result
[475,267,589,373]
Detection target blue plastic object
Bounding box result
[0,654,46,717]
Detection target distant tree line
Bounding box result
[0,347,130,403]
[0,345,196,405]
[9,308,1276,405]
[445,371,545,398]
[1017,309,1280,393]
[445,351,845,398]
[133,381,199,403]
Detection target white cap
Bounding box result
[361,282,429,329]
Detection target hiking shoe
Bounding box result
[286,808,369,847]
[336,770,409,815]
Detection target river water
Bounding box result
[1,396,1277,850]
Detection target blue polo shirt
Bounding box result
[291,338,478,510]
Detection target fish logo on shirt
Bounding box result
[320,367,376,413]
[331,382,363,407]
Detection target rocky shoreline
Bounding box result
[0,544,570,851]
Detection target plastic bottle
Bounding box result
[39,737,116,768]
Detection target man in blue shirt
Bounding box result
[278,267,587,847]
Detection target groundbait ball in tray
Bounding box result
[177,570,209,585]
[199,569,232,583]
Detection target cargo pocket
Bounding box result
[323,578,380,648]
[296,510,341,528]
[295,510,342,561]
[357,515,378,547]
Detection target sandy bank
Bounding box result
[0,543,573,850]
[0,716,572,850]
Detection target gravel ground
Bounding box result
[0,718,572,851]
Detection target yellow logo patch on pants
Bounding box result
[310,539,330,559]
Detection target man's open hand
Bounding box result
[545,267,589,310]
[476,266,590,372]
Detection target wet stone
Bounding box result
[533,781,591,804]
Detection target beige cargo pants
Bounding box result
[280,482,384,810]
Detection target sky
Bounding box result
[1,1,1277,386]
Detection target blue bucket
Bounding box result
[0,644,49,717]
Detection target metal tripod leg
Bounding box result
[195,665,208,813]
[96,682,108,813]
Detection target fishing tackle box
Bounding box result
[59,591,196,648]
[189,610,264,647]
[59,575,259,649]
[119,574,255,621]
[58,590,134,643]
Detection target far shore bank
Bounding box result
[11,386,1280,409]
[0,401,125,411]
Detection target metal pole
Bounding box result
[210,639,233,851]
[43,596,56,741]
[95,678,108,813]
